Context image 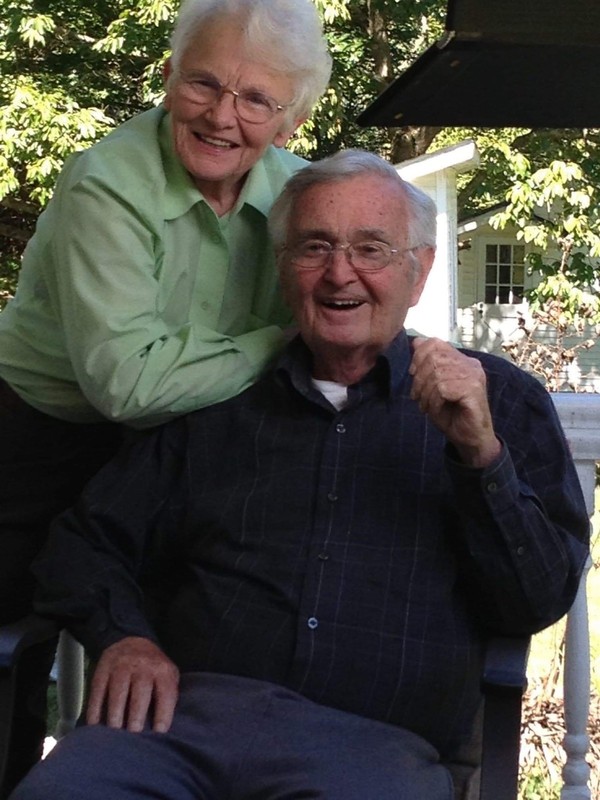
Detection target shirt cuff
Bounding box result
[445,439,526,516]
[236,326,286,370]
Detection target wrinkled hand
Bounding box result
[86,637,179,733]
[409,337,501,468]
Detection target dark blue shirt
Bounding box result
[34,332,589,756]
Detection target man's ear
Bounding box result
[162,58,173,110]
[409,246,436,308]
[163,57,173,84]
[272,116,307,149]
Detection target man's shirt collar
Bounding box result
[276,330,413,409]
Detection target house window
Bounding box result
[484,244,525,303]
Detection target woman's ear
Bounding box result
[272,116,307,149]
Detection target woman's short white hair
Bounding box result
[169,0,331,121]
[268,149,438,252]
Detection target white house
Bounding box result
[395,140,599,800]
[395,139,479,340]
[397,140,600,392]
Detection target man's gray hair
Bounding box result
[169,0,331,121]
[268,149,437,251]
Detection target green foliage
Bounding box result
[0,0,449,295]
[2,0,600,314]
[1,76,114,205]
[490,155,600,323]
[519,772,560,800]
[489,150,600,390]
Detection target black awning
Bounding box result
[357,0,600,129]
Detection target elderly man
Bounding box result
[12,151,588,800]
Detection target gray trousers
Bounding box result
[11,672,453,800]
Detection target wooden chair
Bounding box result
[0,617,529,800]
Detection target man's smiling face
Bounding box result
[280,174,434,381]
[164,16,300,205]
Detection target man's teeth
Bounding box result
[325,300,362,308]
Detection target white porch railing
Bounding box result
[552,393,599,800]
[53,393,600,797]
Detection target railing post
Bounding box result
[561,556,592,799]
[54,631,84,739]
[551,393,599,800]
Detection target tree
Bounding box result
[0,0,451,296]
[2,0,600,313]
[0,0,175,299]
[489,155,600,391]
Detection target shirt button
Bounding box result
[327,492,338,502]
[486,481,498,493]
[318,552,329,561]
[308,617,319,630]
[516,545,525,556]
[336,423,346,434]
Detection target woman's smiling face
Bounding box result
[164,17,301,211]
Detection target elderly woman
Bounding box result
[0,0,331,791]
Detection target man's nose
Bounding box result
[323,248,359,284]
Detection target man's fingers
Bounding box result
[105,673,131,729]
[151,672,179,733]
[125,667,178,733]
[124,676,154,733]
[86,668,109,725]
[85,638,180,733]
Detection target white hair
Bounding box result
[169,0,331,120]
[268,149,438,252]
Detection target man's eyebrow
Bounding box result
[352,228,393,242]
[292,228,394,242]
[178,69,216,84]
[292,229,334,241]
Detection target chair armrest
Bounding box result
[0,615,59,670]
[482,635,530,694]
[479,635,530,800]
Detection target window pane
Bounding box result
[512,286,524,303]
[486,265,497,283]
[513,264,525,283]
[499,244,511,263]
[513,245,525,264]
[484,242,525,304]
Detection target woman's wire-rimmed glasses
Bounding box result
[177,73,291,124]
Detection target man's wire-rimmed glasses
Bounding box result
[284,240,416,273]
[177,72,291,124]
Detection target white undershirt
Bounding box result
[311,378,349,411]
